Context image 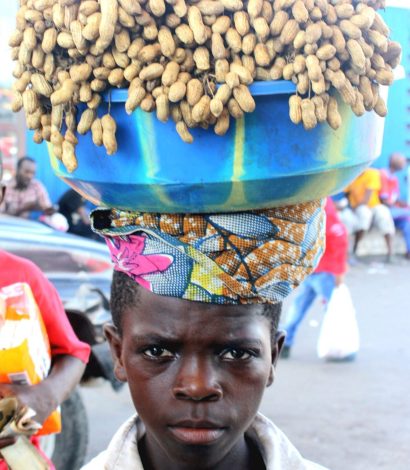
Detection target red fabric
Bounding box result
[0,250,90,362]
[315,198,348,276]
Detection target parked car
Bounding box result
[0,213,112,300]
[0,213,118,470]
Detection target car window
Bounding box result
[0,215,112,275]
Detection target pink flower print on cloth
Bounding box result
[106,234,173,291]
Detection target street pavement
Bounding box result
[81,257,410,470]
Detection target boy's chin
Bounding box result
[165,445,229,468]
[160,429,238,467]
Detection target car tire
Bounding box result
[42,389,89,470]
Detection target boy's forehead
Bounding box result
[123,288,270,339]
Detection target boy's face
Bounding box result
[106,287,284,468]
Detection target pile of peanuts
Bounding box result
[10,0,401,172]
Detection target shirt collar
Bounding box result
[92,413,326,470]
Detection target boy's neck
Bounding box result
[138,432,266,470]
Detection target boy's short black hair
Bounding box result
[110,270,282,338]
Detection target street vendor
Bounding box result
[82,202,327,470]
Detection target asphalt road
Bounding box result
[81,258,410,470]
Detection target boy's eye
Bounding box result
[143,346,174,359]
[220,348,253,361]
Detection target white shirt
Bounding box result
[82,413,328,470]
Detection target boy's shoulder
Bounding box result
[81,415,144,470]
[249,414,329,470]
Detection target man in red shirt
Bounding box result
[281,198,348,358]
[0,159,90,467]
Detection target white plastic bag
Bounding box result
[317,284,360,360]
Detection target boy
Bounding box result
[83,202,328,469]
[83,273,327,470]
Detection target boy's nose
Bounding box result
[172,356,223,402]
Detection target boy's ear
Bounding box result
[267,330,286,387]
[104,323,128,383]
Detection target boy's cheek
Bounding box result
[123,357,170,382]
[229,361,272,384]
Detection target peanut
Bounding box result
[289,94,302,124]
[101,114,118,154]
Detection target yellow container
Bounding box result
[0,283,61,436]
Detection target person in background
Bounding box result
[281,198,348,358]
[339,168,395,262]
[379,153,410,260]
[0,156,54,219]
[58,188,99,240]
[0,157,90,469]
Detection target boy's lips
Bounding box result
[168,420,226,445]
[168,427,225,445]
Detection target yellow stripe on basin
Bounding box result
[224,117,247,209]
[292,103,351,201]
[47,142,60,173]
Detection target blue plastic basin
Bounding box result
[49,81,386,212]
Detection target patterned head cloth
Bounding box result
[91,200,325,305]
